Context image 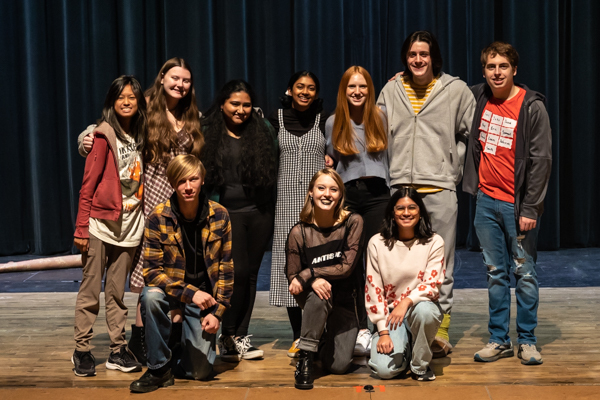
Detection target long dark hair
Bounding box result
[201,79,277,189]
[380,187,434,250]
[401,31,443,80]
[279,70,324,113]
[100,75,147,148]
[144,57,204,164]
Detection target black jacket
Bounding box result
[463,83,552,223]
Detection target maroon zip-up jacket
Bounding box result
[74,122,123,239]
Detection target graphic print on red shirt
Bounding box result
[478,87,525,203]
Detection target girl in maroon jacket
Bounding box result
[72,76,147,377]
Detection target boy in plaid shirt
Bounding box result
[130,155,234,393]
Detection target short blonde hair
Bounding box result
[166,154,206,188]
[299,168,347,224]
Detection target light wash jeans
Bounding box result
[474,191,540,345]
[141,286,216,380]
[368,301,442,378]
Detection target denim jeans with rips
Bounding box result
[474,191,540,345]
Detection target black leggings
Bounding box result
[344,177,390,330]
[221,208,274,337]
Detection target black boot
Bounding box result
[130,364,174,393]
[168,323,183,360]
[294,350,314,390]
[129,324,147,364]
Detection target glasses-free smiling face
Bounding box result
[484,53,517,94]
[114,84,138,121]
[393,196,420,233]
[161,66,192,101]
[407,41,434,85]
[175,172,203,204]
[290,76,317,112]
[221,91,252,126]
[309,175,341,213]
[346,73,368,108]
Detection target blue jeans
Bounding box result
[474,191,540,345]
[368,301,442,378]
[140,287,216,380]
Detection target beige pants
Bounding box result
[74,234,135,352]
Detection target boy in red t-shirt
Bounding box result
[463,42,552,366]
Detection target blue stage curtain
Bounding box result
[0,0,597,255]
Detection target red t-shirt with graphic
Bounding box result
[478,87,525,203]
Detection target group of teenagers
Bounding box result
[71,30,552,392]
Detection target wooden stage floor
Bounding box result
[1,288,599,399]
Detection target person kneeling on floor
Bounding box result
[286,168,365,390]
[130,155,234,393]
[366,187,445,381]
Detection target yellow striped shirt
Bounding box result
[403,76,438,114]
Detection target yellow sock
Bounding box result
[436,314,451,341]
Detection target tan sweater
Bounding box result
[365,233,445,331]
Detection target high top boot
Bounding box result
[294,350,314,390]
[168,323,183,360]
[129,324,147,364]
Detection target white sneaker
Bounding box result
[354,329,372,356]
[236,335,264,360]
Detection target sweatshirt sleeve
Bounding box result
[407,236,445,306]
[325,115,336,160]
[365,238,390,332]
[455,84,476,142]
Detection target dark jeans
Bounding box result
[294,289,359,374]
[345,177,390,330]
[141,287,215,380]
[222,208,274,337]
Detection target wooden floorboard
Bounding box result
[0,288,599,396]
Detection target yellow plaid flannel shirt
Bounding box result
[143,199,234,319]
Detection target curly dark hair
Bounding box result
[200,79,277,190]
[380,187,434,250]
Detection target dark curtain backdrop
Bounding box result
[0,0,597,256]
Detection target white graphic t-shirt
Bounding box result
[89,134,144,247]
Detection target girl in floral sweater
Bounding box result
[365,187,445,381]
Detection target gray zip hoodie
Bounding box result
[377,73,475,190]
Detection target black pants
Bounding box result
[344,177,390,330]
[221,208,274,336]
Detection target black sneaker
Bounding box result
[218,334,241,362]
[130,368,174,393]
[72,350,96,377]
[412,366,436,381]
[106,347,142,373]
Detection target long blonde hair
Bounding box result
[144,57,204,164]
[332,66,387,156]
[299,168,349,224]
